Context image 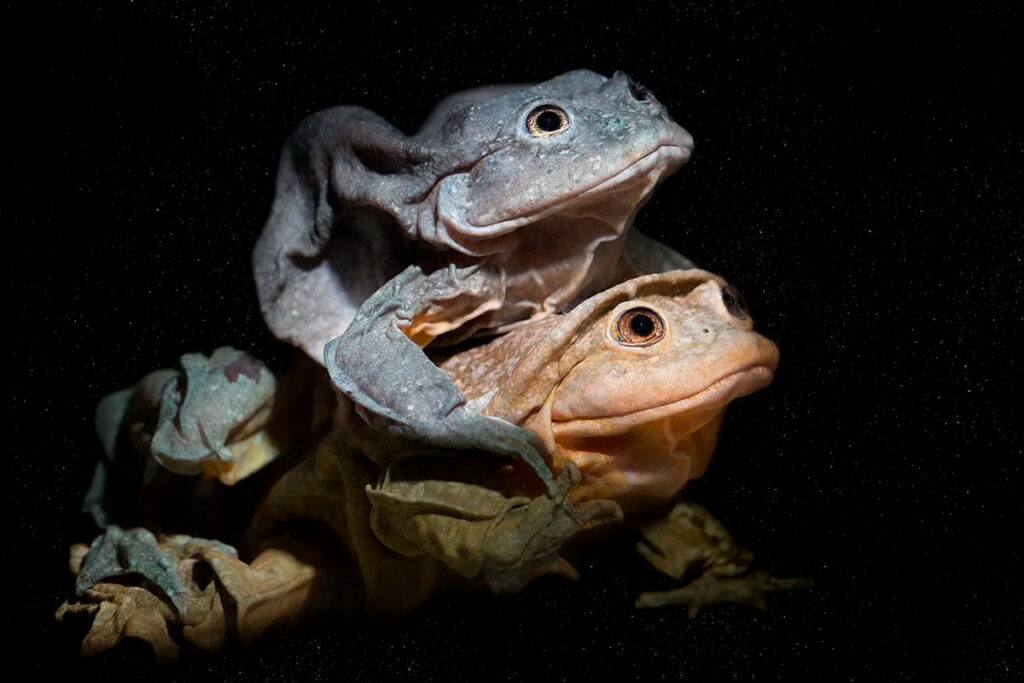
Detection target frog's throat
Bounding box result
[549,364,775,437]
[559,415,726,507]
[431,143,690,254]
[537,365,772,506]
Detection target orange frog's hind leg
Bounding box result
[56,532,358,661]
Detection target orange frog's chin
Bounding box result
[554,413,725,509]
[532,364,775,509]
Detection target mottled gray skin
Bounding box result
[75,527,236,615]
[254,70,696,489]
[77,348,278,604]
[91,347,275,482]
[150,348,275,476]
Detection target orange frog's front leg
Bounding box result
[634,501,813,616]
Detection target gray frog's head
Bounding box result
[394,70,694,254]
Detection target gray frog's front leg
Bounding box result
[324,264,555,494]
[634,502,812,616]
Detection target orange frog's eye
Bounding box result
[526,105,570,137]
[612,307,665,346]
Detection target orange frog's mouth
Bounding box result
[548,365,775,507]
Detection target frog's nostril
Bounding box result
[627,76,650,102]
[721,285,749,320]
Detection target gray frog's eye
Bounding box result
[612,307,665,346]
[526,105,570,137]
[721,285,749,320]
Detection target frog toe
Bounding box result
[634,570,814,616]
[75,526,189,615]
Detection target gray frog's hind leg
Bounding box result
[91,349,279,480]
[325,264,556,494]
[61,531,342,660]
[75,526,237,616]
[623,229,697,276]
[633,501,812,616]
[74,351,279,614]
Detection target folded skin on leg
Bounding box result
[91,347,285,491]
[59,533,343,659]
[148,347,278,480]
[367,455,622,594]
[73,526,238,617]
[74,352,323,620]
[325,264,556,494]
[634,501,812,616]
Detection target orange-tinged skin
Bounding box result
[436,270,778,510]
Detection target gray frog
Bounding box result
[253,70,696,489]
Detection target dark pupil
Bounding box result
[536,110,562,132]
[629,314,654,337]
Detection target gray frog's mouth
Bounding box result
[452,144,691,239]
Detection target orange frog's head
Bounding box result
[435,269,778,510]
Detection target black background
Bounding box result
[7,2,1022,680]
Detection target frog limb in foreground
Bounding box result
[255,70,696,488]
[634,502,813,616]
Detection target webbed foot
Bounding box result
[633,501,811,615]
[635,571,814,616]
[75,526,237,616]
[60,537,323,660]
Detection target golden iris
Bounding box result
[526,105,569,137]
[613,308,665,346]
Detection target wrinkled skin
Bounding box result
[60,271,806,659]
[254,70,697,489]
